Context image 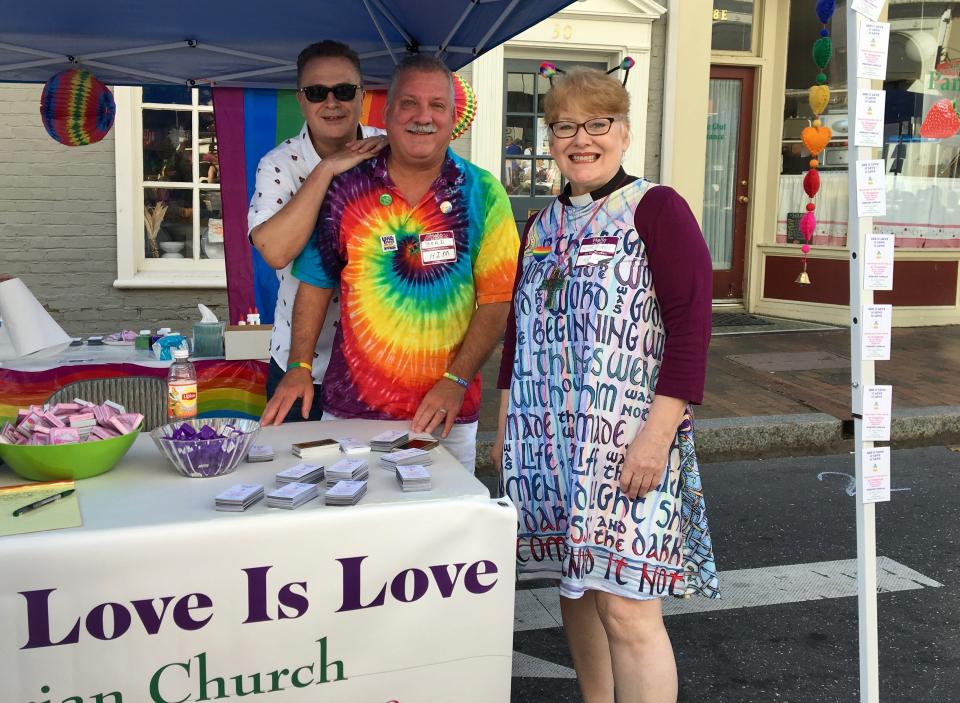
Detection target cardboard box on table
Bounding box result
[223,324,271,361]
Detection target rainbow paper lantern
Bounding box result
[452,72,477,140]
[40,69,116,146]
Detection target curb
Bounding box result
[472,406,960,476]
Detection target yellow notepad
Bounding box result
[0,480,82,538]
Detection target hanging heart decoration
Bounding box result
[816,0,836,24]
[799,212,817,240]
[812,37,833,69]
[808,85,830,117]
[803,169,821,198]
[796,0,837,286]
[801,124,833,156]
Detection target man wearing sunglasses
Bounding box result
[248,40,385,423]
[261,55,519,474]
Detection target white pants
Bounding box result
[323,415,478,474]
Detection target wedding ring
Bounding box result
[436,408,447,414]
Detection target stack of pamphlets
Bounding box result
[246,444,275,462]
[275,463,325,485]
[326,458,369,486]
[325,480,367,506]
[337,436,370,455]
[381,447,434,469]
[395,465,432,492]
[265,482,318,509]
[215,484,264,512]
[291,438,340,460]
[369,430,408,452]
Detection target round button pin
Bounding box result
[439,200,452,214]
[379,193,393,206]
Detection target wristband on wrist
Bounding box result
[442,371,469,389]
[287,361,312,372]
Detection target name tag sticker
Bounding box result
[575,236,619,267]
[419,231,457,265]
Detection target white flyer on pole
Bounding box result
[855,90,886,148]
[864,233,894,290]
[857,21,890,80]
[862,304,892,360]
[856,159,887,217]
[861,446,891,504]
[862,385,892,442]
[851,0,884,22]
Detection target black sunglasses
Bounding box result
[298,83,362,103]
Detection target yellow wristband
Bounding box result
[286,361,312,372]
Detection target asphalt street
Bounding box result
[504,445,960,702]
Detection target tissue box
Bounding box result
[224,325,271,361]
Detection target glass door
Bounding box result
[703,65,755,299]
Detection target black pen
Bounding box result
[12,489,75,517]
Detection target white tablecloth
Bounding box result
[0,419,517,702]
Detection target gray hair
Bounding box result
[386,54,455,112]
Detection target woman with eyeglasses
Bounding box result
[494,66,720,703]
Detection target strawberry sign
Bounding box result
[919,99,960,139]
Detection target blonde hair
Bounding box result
[542,66,630,125]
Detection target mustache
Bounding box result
[406,123,438,134]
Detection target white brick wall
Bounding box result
[0,83,228,337]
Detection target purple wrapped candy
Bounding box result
[151,418,260,478]
[197,425,219,440]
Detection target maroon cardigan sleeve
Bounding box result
[634,186,712,405]
[496,213,537,389]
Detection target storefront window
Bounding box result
[712,0,755,53]
[778,1,960,249]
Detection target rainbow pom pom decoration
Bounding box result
[452,72,477,140]
[40,69,116,146]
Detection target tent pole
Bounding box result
[437,1,480,56]
[362,0,400,64]
[368,0,416,45]
[474,0,521,55]
[845,7,880,703]
[192,44,289,66]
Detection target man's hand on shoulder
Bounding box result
[260,367,314,426]
[320,136,387,178]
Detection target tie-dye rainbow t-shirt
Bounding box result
[292,148,519,422]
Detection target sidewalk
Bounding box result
[475,317,960,473]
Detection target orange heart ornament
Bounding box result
[801,124,832,156]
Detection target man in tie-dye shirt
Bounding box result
[261,55,519,473]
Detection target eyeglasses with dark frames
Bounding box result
[298,83,362,103]
[548,117,618,139]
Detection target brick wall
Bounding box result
[0,83,228,339]
[644,15,666,183]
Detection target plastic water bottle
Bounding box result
[167,348,198,421]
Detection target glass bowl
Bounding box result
[151,418,260,478]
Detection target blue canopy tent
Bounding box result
[0,0,574,87]
[1,0,576,321]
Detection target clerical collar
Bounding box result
[559,167,637,206]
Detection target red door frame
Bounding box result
[709,65,755,300]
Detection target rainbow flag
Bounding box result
[213,88,387,326]
[0,360,268,424]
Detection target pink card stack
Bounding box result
[4,399,143,446]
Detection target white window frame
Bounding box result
[113,86,226,289]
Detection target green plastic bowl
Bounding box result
[0,428,141,482]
